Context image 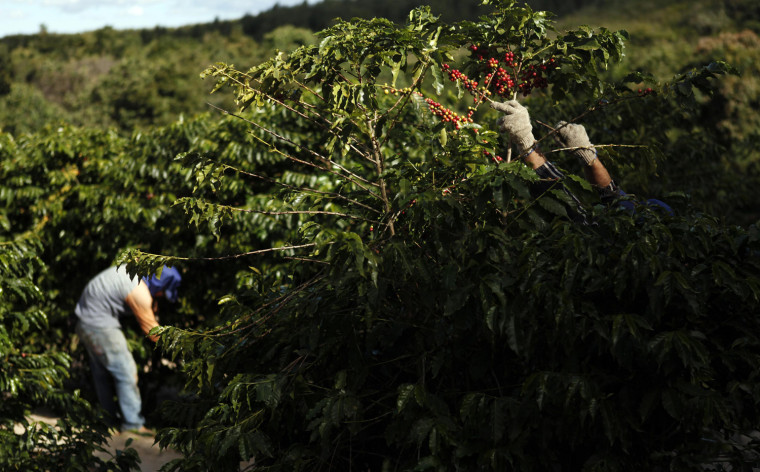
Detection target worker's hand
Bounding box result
[490,100,536,154]
[554,121,597,166]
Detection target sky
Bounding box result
[0,0,315,38]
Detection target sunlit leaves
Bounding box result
[0,234,138,470]
[665,61,739,110]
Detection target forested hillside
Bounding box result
[2,0,760,470]
[1,0,756,139]
[0,0,490,134]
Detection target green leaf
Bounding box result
[397,384,415,413]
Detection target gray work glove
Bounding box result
[554,121,597,166]
[490,100,536,154]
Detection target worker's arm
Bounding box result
[523,148,547,169]
[583,158,613,188]
[125,282,160,342]
[554,121,613,188]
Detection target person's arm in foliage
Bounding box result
[490,99,590,222]
[553,121,623,205]
[125,282,160,342]
[490,99,618,194]
[489,99,674,218]
[490,99,572,175]
[554,121,674,214]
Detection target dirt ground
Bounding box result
[24,412,182,472]
[96,429,182,471]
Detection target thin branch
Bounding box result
[290,78,373,159]
[503,179,565,233]
[333,67,357,87]
[209,160,381,214]
[202,273,327,337]
[228,278,325,345]
[534,119,649,153]
[379,61,431,149]
[217,65,374,162]
[247,130,382,200]
[531,94,643,146]
[227,205,374,221]
[137,243,325,262]
[207,103,382,199]
[241,72,375,161]
[283,256,330,264]
[368,109,395,236]
[549,143,649,153]
[293,78,326,103]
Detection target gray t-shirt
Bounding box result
[75,266,140,329]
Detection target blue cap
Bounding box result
[142,266,182,303]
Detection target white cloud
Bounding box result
[42,0,99,14]
[127,5,145,16]
[7,9,27,19]
[31,0,162,13]
[0,0,316,37]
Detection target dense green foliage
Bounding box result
[2,0,758,223]
[113,1,760,470]
[1,0,760,469]
[0,112,309,373]
[0,113,310,467]
[0,233,139,470]
[3,0,758,200]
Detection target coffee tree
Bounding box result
[0,231,141,471]
[0,108,314,469]
[118,1,760,470]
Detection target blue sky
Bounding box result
[0,0,314,38]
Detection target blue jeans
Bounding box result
[76,322,145,431]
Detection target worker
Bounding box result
[74,265,182,434]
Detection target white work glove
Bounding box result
[554,121,597,166]
[490,100,536,154]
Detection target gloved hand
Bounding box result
[490,100,536,154]
[554,121,597,166]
